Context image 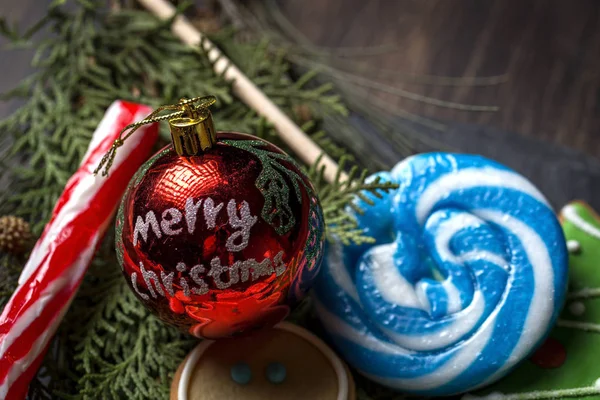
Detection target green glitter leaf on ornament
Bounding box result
[221,139,311,236]
[303,198,326,271]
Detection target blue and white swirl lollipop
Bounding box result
[313,153,569,396]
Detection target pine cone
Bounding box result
[0,216,32,254]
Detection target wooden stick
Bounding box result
[138,0,345,183]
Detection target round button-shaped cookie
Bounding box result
[171,322,355,400]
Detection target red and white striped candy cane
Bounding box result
[0,101,158,399]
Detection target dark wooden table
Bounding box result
[279,0,600,210]
[0,0,38,118]
[1,0,599,209]
[281,0,600,157]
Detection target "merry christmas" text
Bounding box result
[133,197,257,252]
[130,251,286,300]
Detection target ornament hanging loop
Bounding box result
[94,96,217,176]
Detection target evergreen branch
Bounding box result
[53,240,194,400]
[309,155,398,245]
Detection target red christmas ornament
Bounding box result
[115,97,325,339]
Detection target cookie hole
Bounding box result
[265,362,287,384]
[230,362,252,385]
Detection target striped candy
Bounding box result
[0,101,158,399]
[313,153,569,396]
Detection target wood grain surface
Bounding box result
[281,0,600,157]
[0,0,38,118]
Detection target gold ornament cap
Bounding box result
[94,95,219,176]
[169,96,217,156]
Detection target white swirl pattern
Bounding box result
[313,153,569,396]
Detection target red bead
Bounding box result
[529,337,567,369]
[116,132,325,339]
